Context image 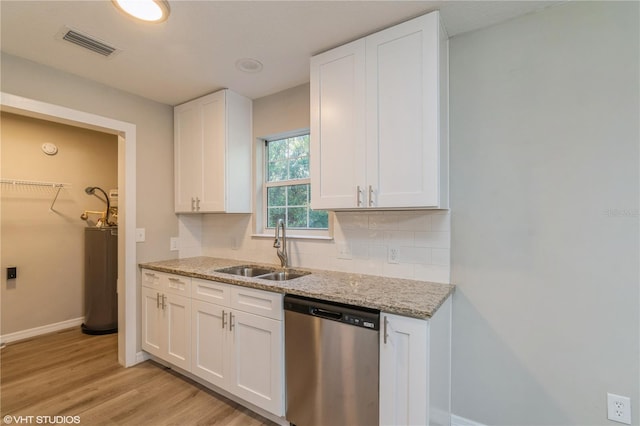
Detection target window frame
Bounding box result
[254,129,332,240]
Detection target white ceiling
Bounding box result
[1,1,562,106]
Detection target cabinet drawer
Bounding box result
[231,287,283,321]
[162,274,191,297]
[141,269,162,290]
[191,278,231,306]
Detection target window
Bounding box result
[264,133,328,230]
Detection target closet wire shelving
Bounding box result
[1,178,71,211]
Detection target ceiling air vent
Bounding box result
[58,27,119,57]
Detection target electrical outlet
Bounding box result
[388,246,400,264]
[608,393,631,424]
[170,237,179,251]
[337,243,352,260]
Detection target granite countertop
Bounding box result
[139,256,455,319]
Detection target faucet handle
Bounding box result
[273,238,281,249]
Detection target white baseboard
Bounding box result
[451,414,486,426]
[136,351,150,364]
[0,317,84,344]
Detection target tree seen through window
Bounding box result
[265,134,328,229]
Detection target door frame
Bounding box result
[1,92,138,367]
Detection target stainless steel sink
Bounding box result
[257,271,310,281]
[215,265,310,281]
[215,265,276,277]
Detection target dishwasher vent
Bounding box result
[59,27,119,57]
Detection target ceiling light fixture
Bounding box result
[236,58,263,73]
[112,0,170,23]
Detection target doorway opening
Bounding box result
[1,92,137,366]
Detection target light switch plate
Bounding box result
[170,237,179,251]
[135,228,146,242]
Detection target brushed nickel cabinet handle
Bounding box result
[356,186,362,207]
[229,312,235,331]
[222,310,227,329]
[161,294,166,310]
[368,185,374,207]
[195,197,200,211]
[383,316,389,344]
[191,197,195,211]
[156,292,161,309]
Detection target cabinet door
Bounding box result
[199,91,226,212]
[229,310,284,416]
[380,313,429,426]
[191,300,229,388]
[164,293,191,371]
[310,39,367,210]
[174,100,203,212]
[141,287,163,358]
[366,13,442,208]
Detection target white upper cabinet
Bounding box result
[310,39,367,209]
[311,11,448,210]
[174,89,252,213]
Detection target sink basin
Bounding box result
[216,265,310,281]
[216,265,276,277]
[257,271,310,281]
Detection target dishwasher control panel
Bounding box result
[284,294,380,330]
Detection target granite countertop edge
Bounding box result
[139,256,455,319]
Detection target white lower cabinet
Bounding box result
[191,299,228,388]
[190,299,284,415]
[380,297,452,426]
[141,269,284,418]
[228,310,283,415]
[141,278,191,371]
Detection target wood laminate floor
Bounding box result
[0,328,277,425]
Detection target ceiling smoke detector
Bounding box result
[58,26,119,57]
[236,58,263,73]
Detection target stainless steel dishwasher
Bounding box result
[284,294,380,426]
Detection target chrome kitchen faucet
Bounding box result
[273,218,288,269]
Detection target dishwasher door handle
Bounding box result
[310,307,342,320]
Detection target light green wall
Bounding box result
[449,2,639,424]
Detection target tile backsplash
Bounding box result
[179,210,450,283]
[332,211,450,282]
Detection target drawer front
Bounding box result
[141,269,162,290]
[162,273,191,297]
[231,287,283,320]
[191,278,231,306]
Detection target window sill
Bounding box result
[251,233,334,241]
